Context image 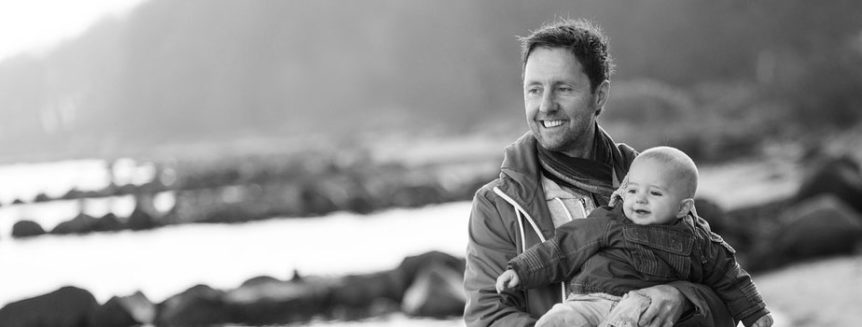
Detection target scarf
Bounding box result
[537,123,619,205]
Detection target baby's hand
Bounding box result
[751,313,773,327]
[495,269,520,293]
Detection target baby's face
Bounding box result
[621,159,688,225]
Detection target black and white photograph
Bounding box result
[0,1,860,326]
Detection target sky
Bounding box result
[0,0,147,61]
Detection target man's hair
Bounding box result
[518,18,615,92]
[634,146,699,199]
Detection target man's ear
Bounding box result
[676,198,695,218]
[594,79,610,116]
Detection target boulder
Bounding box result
[51,213,98,235]
[401,262,466,318]
[795,155,862,214]
[61,188,85,200]
[299,184,337,216]
[394,251,465,293]
[90,291,155,327]
[693,197,727,234]
[330,271,401,307]
[755,195,862,270]
[390,184,446,208]
[239,275,281,287]
[33,192,52,202]
[0,286,97,327]
[225,277,335,325]
[127,207,158,231]
[155,284,230,327]
[11,220,45,238]
[93,213,124,232]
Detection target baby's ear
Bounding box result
[676,198,695,218]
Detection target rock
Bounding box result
[299,184,337,216]
[51,213,98,235]
[127,206,158,231]
[394,251,465,293]
[61,188,85,200]
[33,192,52,202]
[330,271,401,308]
[90,291,155,327]
[693,197,727,234]
[155,284,230,327]
[755,195,862,270]
[0,286,98,327]
[225,277,335,325]
[796,155,862,214]
[390,184,446,208]
[239,275,281,287]
[401,263,466,318]
[93,213,124,232]
[11,220,45,238]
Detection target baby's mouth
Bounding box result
[634,209,650,215]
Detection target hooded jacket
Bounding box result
[463,132,735,327]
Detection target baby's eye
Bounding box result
[650,191,662,196]
[625,188,636,194]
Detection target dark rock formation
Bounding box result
[33,192,52,203]
[225,277,336,325]
[127,206,158,231]
[154,284,230,327]
[751,195,862,271]
[93,213,124,232]
[796,155,862,214]
[51,213,98,235]
[694,197,727,234]
[401,262,466,317]
[90,291,155,327]
[11,220,45,238]
[0,286,97,327]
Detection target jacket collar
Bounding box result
[497,132,556,239]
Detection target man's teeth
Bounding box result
[543,120,564,128]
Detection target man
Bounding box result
[463,18,735,327]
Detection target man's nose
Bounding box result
[539,90,556,112]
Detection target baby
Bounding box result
[496,146,773,327]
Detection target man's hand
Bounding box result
[634,285,688,327]
[495,269,521,293]
[751,314,773,327]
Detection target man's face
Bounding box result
[621,158,687,225]
[523,47,604,156]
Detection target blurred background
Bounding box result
[0,0,861,326]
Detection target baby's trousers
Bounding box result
[535,292,651,327]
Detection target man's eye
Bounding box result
[525,88,541,95]
[557,86,573,93]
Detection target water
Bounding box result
[0,201,471,308]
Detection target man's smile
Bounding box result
[541,120,565,128]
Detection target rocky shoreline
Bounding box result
[8,151,496,239]
[2,152,861,326]
[0,251,467,327]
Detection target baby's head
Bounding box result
[621,146,698,225]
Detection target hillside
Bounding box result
[0,0,859,162]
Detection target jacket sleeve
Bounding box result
[507,216,608,290]
[699,234,769,326]
[463,188,536,327]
